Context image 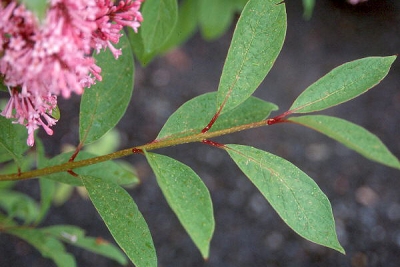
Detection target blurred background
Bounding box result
[2,0,400,266]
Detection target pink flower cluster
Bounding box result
[0,0,143,146]
[347,0,368,4]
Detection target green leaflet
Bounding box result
[0,116,29,165]
[19,0,48,21]
[161,0,199,51]
[289,56,397,113]
[225,144,345,253]
[79,34,134,145]
[0,190,40,224]
[129,0,178,64]
[81,175,157,267]
[7,228,76,267]
[198,0,236,40]
[145,152,215,259]
[44,151,139,186]
[217,0,286,114]
[288,115,400,170]
[157,92,278,140]
[41,225,127,265]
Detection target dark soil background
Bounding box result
[1,0,400,266]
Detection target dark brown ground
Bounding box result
[1,0,400,266]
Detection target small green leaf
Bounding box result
[7,228,76,267]
[302,0,315,20]
[80,34,134,145]
[157,92,277,140]
[19,0,48,21]
[0,116,29,165]
[44,151,139,186]
[198,0,235,40]
[81,175,157,267]
[42,225,127,265]
[129,0,178,64]
[288,115,400,169]
[217,0,286,114]
[161,0,199,51]
[145,152,214,259]
[0,190,40,224]
[225,144,345,253]
[289,56,397,113]
[35,178,56,224]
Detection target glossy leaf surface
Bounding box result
[225,144,344,253]
[157,92,277,140]
[145,152,214,258]
[289,115,400,169]
[81,175,156,267]
[289,56,396,113]
[217,0,286,114]
[80,34,134,145]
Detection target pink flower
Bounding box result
[0,0,143,146]
[347,0,368,5]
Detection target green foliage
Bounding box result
[41,225,128,265]
[0,116,29,165]
[45,151,139,186]
[7,228,76,267]
[225,144,344,253]
[145,152,215,258]
[0,0,399,266]
[217,0,286,114]
[128,0,178,64]
[289,115,400,169]
[18,0,48,21]
[81,175,157,267]
[289,56,396,114]
[157,92,277,140]
[79,34,134,145]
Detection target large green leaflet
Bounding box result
[79,34,134,145]
[289,115,400,170]
[80,175,157,267]
[225,144,344,253]
[145,152,215,259]
[217,0,286,114]
[289,56,396,113]
[157,92,277,140]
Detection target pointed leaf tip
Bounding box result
[290,56,396,113]
[225,144,344,253]
[145,152,215,259]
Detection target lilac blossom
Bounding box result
[0,0,143,146]
[347,0,368,5]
